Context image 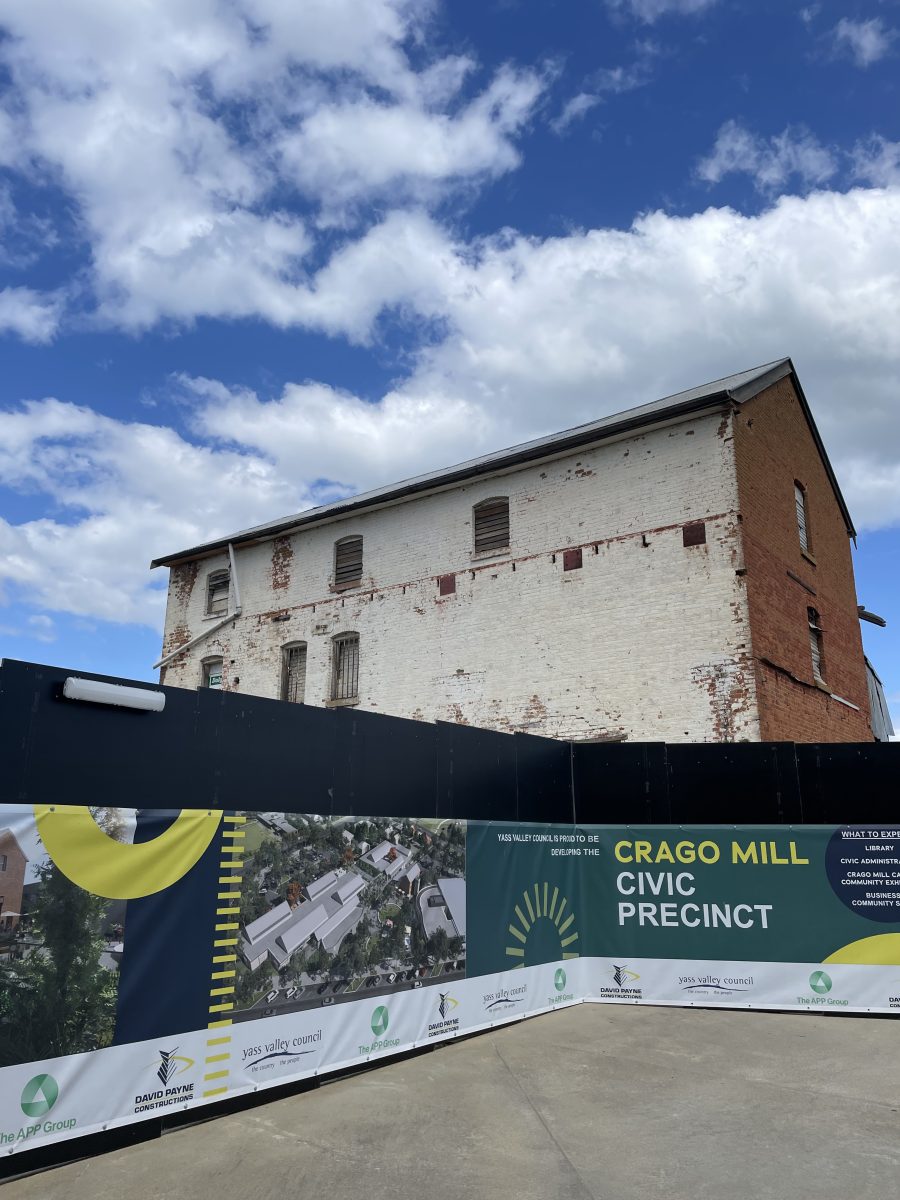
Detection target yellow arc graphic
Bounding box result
[34,805,222,899]
[823,933,900,966]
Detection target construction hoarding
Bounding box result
[1,806,899,1154]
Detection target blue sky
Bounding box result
[0,0,898,728]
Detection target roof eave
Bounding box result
[150,391,735,569]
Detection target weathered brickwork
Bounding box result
[159,410,762,742]
[733,377,872,742]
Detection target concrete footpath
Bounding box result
[6,1004,899,1200]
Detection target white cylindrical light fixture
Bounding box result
[62,677,166,713]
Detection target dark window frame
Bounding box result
[281,642,308,704]
[330,632,360,703]
[472,497,510,555]
[333,536,364,590]
[205,569,230,617]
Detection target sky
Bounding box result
[0,0,898,729]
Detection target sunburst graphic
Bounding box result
[505,882,579,968]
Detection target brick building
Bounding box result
[152,359,890,743]
[0,828,27,931]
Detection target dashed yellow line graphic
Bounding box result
[506,882,580,967]
[203,813,246,1098]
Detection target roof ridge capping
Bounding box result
[152,356,853,566]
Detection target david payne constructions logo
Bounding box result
[549,967,573,1006]
[798,970,848,1008]
[1,1074,76,1147]
[428,992,460,1038]
[134,1048,196,1114]
[599,965,642,1001]
[359,1005,400,1057]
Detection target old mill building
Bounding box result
[152,359,892,744]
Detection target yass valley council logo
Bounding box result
[598,965,642,1001]
[241,1030,324,1078]
[428,992,460,1039]
[0,1074,77,1146]
[482,983,527,1014]
[549,967,574,1006]
[134,1047,196,1114]
[359,1006,400,1056]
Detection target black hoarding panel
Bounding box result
[0,659,199,809]
[797,743,898,824]
[435,721,517,821]
[665,743,782,824]
[513,732,572,824]
[572,743,666,825]
[197,687,337,813]
[330,705,437,818]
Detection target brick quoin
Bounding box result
[733,376,872,742]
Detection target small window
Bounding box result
[808,608,825,682]
[0,855,7,872]
[331,633,360,702]
[202,658,224,689]
[473,497,510,554]
[334,536,363,589]
[206,569,230,616]
[282,643,307,704]
[795,482,811,554]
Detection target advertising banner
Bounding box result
[1,807,899,1156]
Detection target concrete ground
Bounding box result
[7,1003,899,1200]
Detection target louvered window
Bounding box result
[795,483,810,553]
[282,644,307,704]
[334,536,363,588]
[206,569,230,616]
[808,608,825,682]
[473,498,510,554]
[331,633,360,701]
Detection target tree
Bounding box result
[0,858,118,1066]
[427,928,450,963]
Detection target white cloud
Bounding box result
[0,0,546,333]
[605,0,717,22]
[697,120,838,193]
[550,92,602,135]
[853,135,900,187]
[278,65,545,212]
[831,17,896,68]
[0,287,62,342]
[4,182,900,633]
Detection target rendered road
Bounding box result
[7,1004,899,1200]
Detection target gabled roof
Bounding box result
[151,357,853,567]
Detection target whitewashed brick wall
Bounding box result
[159,409,761,742]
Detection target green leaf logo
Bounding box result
[809,970,832,995]
[554,968,567,992]
[371,1006,390,1037]
[21,1074,59,1118]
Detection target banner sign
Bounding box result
[1,807,899,1155]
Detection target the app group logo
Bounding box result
[483,984,527,1014]
[599,965,642,1001]
[428,992,460,1039]
[1,1074,75,1146]
[797,969,848,1008]
[549,967,573,1006]
[20,1074,58,1119]
[678,974,753,998]
[359,1005,399,1056]
[134,1047,196,1114]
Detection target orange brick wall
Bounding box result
[733,376,872,742]
[0,828,27,930]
